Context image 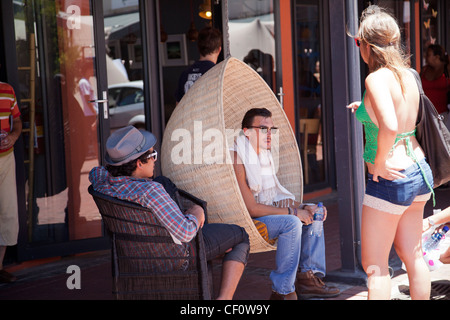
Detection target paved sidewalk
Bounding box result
[0,246,449,300]
[1,187,449,300]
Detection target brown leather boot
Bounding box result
[269,291,298,300]
[296,270,340,299]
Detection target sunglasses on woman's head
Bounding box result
[355,38,361,47]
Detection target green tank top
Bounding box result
[355,92,416,164]
[355,92,435,205]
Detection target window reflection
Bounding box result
[103,0,146,131]
[228,0,276,91]
[294,1,324,186]
[14,0,102,242]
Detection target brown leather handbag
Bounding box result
[410,68,450,188]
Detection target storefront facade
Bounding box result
[0,0,448,275]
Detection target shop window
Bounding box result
[419,0,442,65]
[293,1,325,187]
[227,0,276,92]
[369,0,444,70]
[14,0,103,243]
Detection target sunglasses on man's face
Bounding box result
[247,126,279,134]
[147,150,158,161]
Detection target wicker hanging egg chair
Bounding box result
[161,57,303,253]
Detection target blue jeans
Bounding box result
[256,215,326,295]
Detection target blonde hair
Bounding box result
[358,5,410,92]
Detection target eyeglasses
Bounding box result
[147,150,158,161]
[355,38,361,47]
[247,126,279,134]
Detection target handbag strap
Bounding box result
[408,68,436,206]
[408,68,424,95]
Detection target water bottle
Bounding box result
[310,202,324,237]
[423,226,449,252]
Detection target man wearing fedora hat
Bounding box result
[89,126,249,299]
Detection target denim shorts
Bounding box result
[363,157,433,215]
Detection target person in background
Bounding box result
[0,70,22,283]
[175,27,222,104]
[421,44,450,189]
[423,206,450,265]
[347,5,433,300]
[89,126,249,300]
[420,44,449,121]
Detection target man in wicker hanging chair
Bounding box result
[232,108,340,300]
[90,126,249,300]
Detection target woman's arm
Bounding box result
[423,206,450,232]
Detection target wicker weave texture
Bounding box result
[89,186,212,300]
[161,57,303,253]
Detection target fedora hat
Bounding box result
[105,126,157,166]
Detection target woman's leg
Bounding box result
[361,205,401,300]
[394,200,430,300]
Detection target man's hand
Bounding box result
[0,131,19,150]
[296,206,314,225]
[296,204,328,225]
[185,205,205,228]
[0,118,22,150]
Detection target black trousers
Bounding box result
[154,176,250,265]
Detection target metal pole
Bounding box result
[346,0,365,271]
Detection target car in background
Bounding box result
[108,80,146,129]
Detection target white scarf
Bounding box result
[233,134,295,206]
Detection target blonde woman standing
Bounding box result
[347,5,433,300]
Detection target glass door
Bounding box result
[227,0,277,93]
[102,0,146,132]
[14,0,108,248]
[293,0,326,188]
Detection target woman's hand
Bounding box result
[372,160,407,182]
[346,101,361,113]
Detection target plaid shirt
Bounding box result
[89,166,199,243]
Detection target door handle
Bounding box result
[278,87,285,109]
[89,91,109,119]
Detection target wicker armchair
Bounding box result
[88,185,213,300]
